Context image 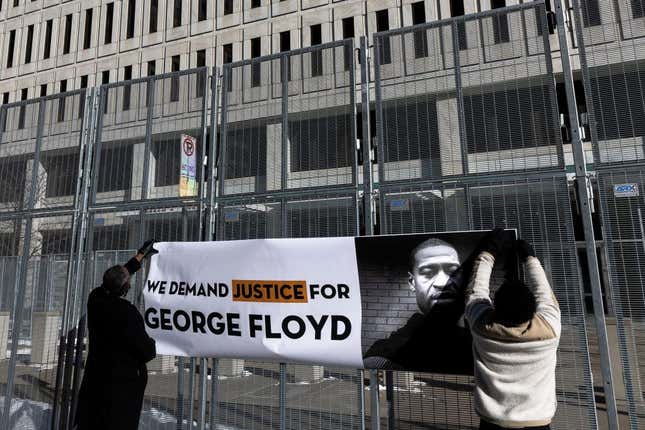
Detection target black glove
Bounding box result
[138,239,159,259]
[478,227,508,259]
[515,239,536,261]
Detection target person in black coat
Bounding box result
[74,240,158,430]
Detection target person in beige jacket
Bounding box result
[465,231,561,430]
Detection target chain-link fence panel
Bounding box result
[597,168,645,429]
[374,2,562,187]
[572,0,645,167]
[2,215,74,430]
[378,174,596,430]
[216,42,361,426]
[220,40,357,198]
[572,0,645,427]
[93,69,208,205]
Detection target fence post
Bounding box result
[373,35,387,236]
[553,2,619,429]
[369,369,380,430]
[279,362,287,430]
[197,66,210,430]
[360,37,373,237]
[207,67,220,430]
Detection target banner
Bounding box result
[144,230,516,372]
[145,238,363,368]
[179,134,197,197]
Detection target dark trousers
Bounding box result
[480,420,551,430]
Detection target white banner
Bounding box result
[144,238,363,368]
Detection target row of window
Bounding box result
[1,0,524,73]
[581,0,645,27]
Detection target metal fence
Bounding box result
[0,1,643,429]
[571,0,645,428]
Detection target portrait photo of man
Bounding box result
[358,231,515,374]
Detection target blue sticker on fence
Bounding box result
[224,211,240,222]
[390,199,410,211]
[613,183,639,198]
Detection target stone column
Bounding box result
[31,311,61,364]
[436,97,463,176]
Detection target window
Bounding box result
[251,37,261,87]
[224,0,233,15]
[150,0,158,32]
[225,124,266,179]
[280,31,290,52]
[1,93,9,131]
[102,70,110,113]
[581,0,601,27]
[105,3,114,44]
[123,65,132,111]
[63,14,72,54]
[382,99,440,163]
[40,84,47,97]
[13,0,17,6]
[289,114,353,171]
[170,55,180,102]
[450,0,467,50]
[223,44,233,63]
[223,43,233,91]
[198,0,207,21]
[25,25,34,64]
[411,2,428,58]
[280,31,291,81]
[146,61,155,105]
[632,0,645,18]
[376,10,391,64]
[153,134,202,186]
[127,0,136,38]
[536,0,554,35]
[18,88,28,130]
[44,19,53,59]
[58,80,67,122]
[84,9,93,49]
[173,0,181,27]
[251,0,260,7]
[97,145,133,192]
[7,30,15,68]
[463,86,557,153]
[196,50,206,96]
[79,75,88,119]
[0,158,26,205]
[342,17,354,70]
[310,24,323,77]
[491,0,510,44]
[591,72,645,140]
[43,152,79,197]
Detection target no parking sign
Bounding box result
[180,134,197,197]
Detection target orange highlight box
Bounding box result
[232,280,309,303]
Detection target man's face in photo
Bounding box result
[408,241,461,314]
